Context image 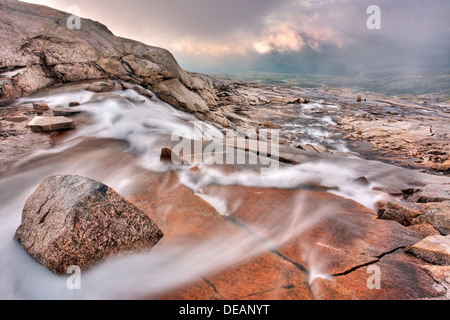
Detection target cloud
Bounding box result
[20,0,450,74]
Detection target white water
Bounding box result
[0,87,387,299]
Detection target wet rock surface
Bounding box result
[406,236,450,266]
[0,0,449,301]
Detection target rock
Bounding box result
[353,176,370,186]
[122,55,160,78]
[0,0,215,116]
[28,116,76,132]
[201,253,312,300]
[432,159,450,172]
[378,201,421,226]
[259,121,281,129]
[421,265,450,299]
[406,235,450,265]
[14,175,163,275]
[408,224,441,238]
[372,186,403,196]
[333,250,446,299]
[86,82,116,93]
[133,86,154,99]
[32,103,49,111]
[53,109,82,117]
[403,184,450,203]
[69,102,80,107]
[152,79,209,113]
[413,202,450,236]
[310,278,357,300]
[160,147,174,163]
[357,95,363,103]
[189,166,200,173]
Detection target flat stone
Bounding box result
[28,116,76,132]
[413,201,450,236]
[406,235,450,265]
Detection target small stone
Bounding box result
[32,103,49,111]
[53,109,82,117]
[28,116,76,132]
[68,102,80,107]
[372,186,403,197]
[357,95,363,103]
[160,147,174,163]
[133,86,154,99]
[406,235,450,265]
[413,201,450,236]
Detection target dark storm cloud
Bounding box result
[22,0,450,74]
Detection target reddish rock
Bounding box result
[28,116,76,132]
[413,201,450,236]
[406,235,450,265]
[32,102,49,111]
[160,147,173,163]
[201,185,422,276]
[310,278,357,300]
[333,250,446,300]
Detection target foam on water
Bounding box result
[0,88,386,299]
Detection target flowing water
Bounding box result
[0,87,388,299]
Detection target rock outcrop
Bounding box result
[14,174,163,275]
[0,0,227,124]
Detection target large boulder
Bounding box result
[14,175,163,275]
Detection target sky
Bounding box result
[20,0,450,76]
